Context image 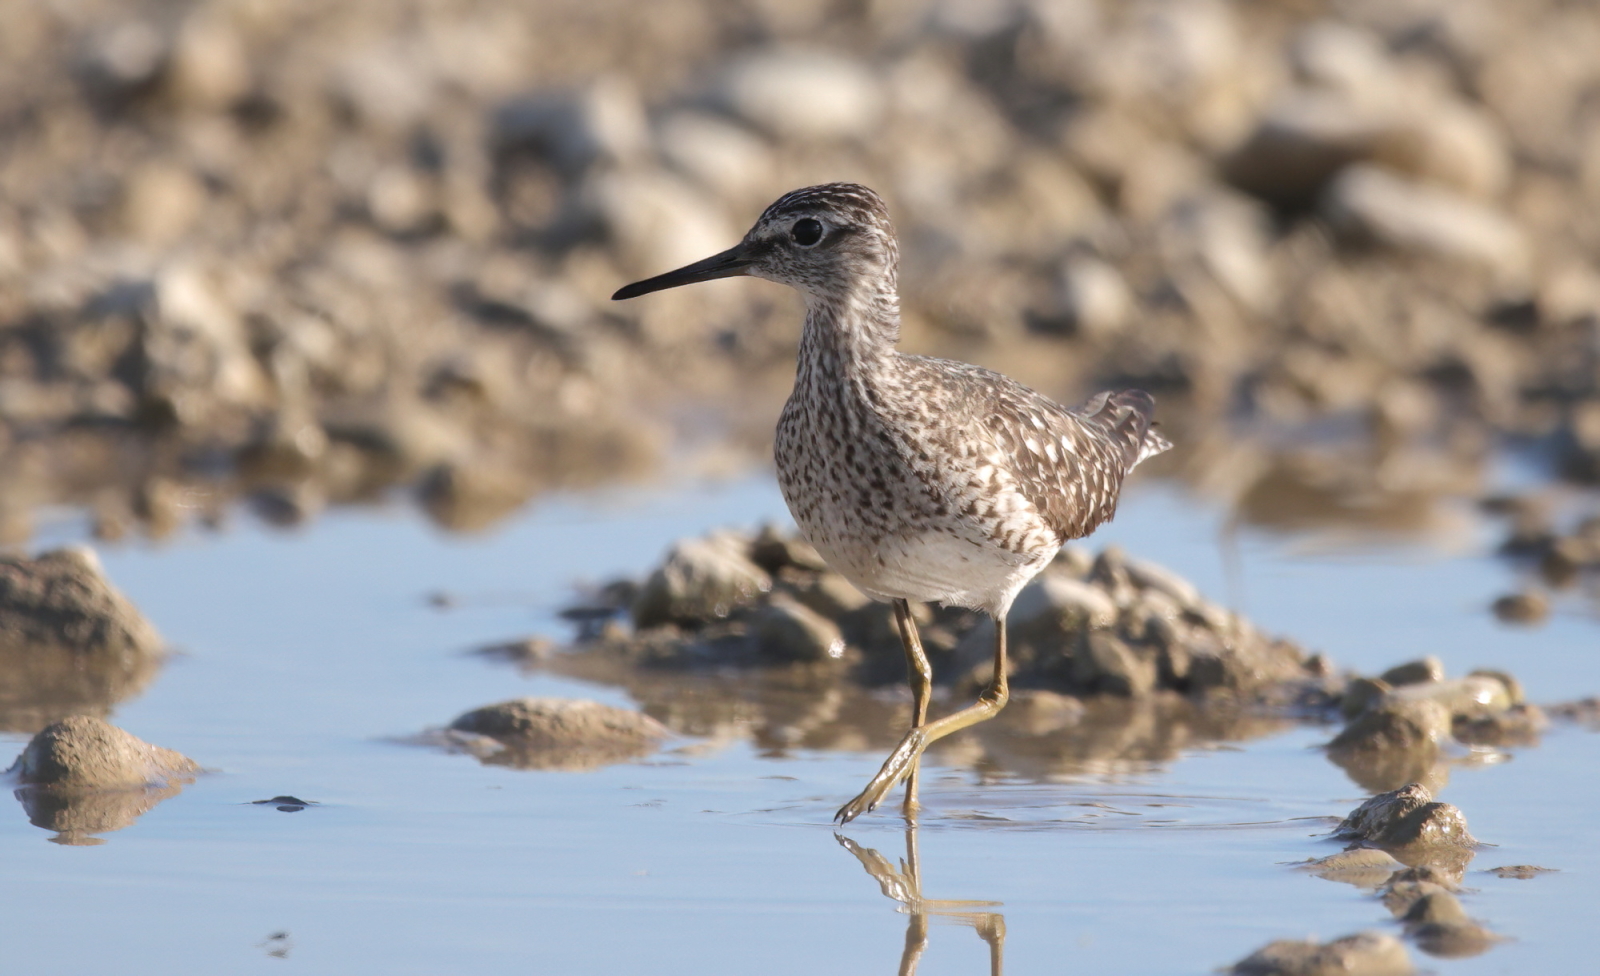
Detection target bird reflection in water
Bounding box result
[836,826,1006,975]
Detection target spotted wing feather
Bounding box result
[895,358,1168,544]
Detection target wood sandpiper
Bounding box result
[614,183,1170,823]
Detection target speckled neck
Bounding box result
[795,265,902,391]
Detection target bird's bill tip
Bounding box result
[611,244,753,301]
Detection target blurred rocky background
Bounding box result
[2,0,1598,572]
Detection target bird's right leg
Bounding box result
[837,614,1010,823]
[895,598,933,819]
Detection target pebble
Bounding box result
[632,533,772,628]
[448,697,669,770]
[10,715,198,790]
[1491,591,1549,625]
[752,594,846,663]
[1229,930,1413,976]
[718,49,884,141]
[1335,783,1476,851]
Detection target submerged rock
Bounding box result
[446,697,669,770]
[1297,847,1405,888]
[1228,930,1413,976]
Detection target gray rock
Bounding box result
[1040,254,1132,339]
[1073,631,1157,697]
[1336,783,1476,850]
[1379,657,1444,687]
[784,571,870,619]
[749,524,829,573]
[632,533,772,628]
[1298,847,1405,888]
[448,697,669,770]
[719,49,884,141]
[1229,930,1413,976]
[11,715,198,790]
[1011,573,1118,634]
[1491,591,1548,625]
[1328,697,1450,756]
[752,593,846,663]
[1124,556,1202,610]
[493,75,650,175]
[1389,675,1513,720]
[1341,676,1392,719]
[1322,165,1528,281]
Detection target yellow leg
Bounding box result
[836,612,1009,824]
[896,599,932,819]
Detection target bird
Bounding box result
[613,183,1170,823]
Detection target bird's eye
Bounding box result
[791,218,823,246]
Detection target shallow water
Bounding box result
[3,477,1596,974]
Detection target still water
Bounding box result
[2,476,1595,974]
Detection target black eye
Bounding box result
[791,218,823,246]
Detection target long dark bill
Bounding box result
[611,243,754,300]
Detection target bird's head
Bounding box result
[612,183,898,303]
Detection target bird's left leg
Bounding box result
[836,613,1010,823]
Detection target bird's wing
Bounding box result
[898,358,1168,542]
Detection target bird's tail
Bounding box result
[1075,389,1171,472]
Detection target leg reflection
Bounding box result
[836,825,1006,975]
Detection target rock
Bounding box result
[1328,697,1450,756]
[1124,556,1203,610]
[1488,864,1557,880]
[10,716,198,790]
[719,49,884,141]
[751,593,846,663]
[1390,675,1513,720]
[784,570,871,619]
[120,162,208,244]
[1229,930,1413,976]
[1453,703,1548,746]
[167,12,252,110]
[493,75,650,176]
[749,524,829,573]
[1335,783,1476,850]
[1491,591,1548,625]
[1073,632,1157,697]
[77,21,169,103]
[655,110,774,202]
[0,548,165,732]
[1322,165,1529,281]
[1408,919,1498,959]
[1011,573,1119,634]
[1379,657,1444,687]
[1341,677,1392,719]
[1298,847,1406,888]
[447,697,669,770]
[418,460,533,533]
[632,533,772,628]
[1035,254,1132,339]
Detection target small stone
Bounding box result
[1329,698,1451,756]
[719,49,884,141]
[11,716,198,790]
[1389,675,1513,720]
[785,571,870,619]
[1298,847,1405,888]
[1488,865,1557,880]
[1229,930,1413,976]
[1379,657,1444,687]
[1012,573,1119,633]
[1491,591,1548,625]
[448,698,668,770]
[749,524,829,573]
[1124,556,1203,609]
[1036,254,1132,339]
[632,533,772,628]
[1073,631,1157,697]
[1336,783,1475,850]
[752,593,846,663]
[1453,703,1548,746]
[1341,677,1393,719]
[1322,165,1528,281]
[1399,889,1468,926]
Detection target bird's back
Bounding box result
[775,349,1167,613]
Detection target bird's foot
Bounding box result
[835,729,926,824]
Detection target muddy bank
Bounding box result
[2,0,1599,544]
